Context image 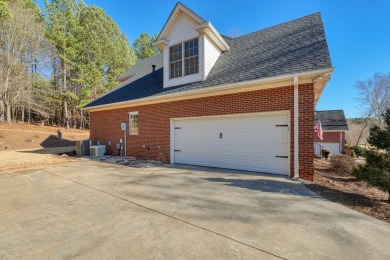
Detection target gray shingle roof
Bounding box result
[315,110,349,131]
[85,12,332,109]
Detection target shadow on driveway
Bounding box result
[204,177,320,197]
[166,164,321,198]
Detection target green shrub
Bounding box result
[365,150,390,171]
[354,108,390,201]
[353,146,367,157]
[330,154,356,175]
[354,167,390,201]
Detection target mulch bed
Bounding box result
[304,159,389,222]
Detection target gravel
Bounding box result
[89,156,163,168]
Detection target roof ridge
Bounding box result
[316,109,345,112]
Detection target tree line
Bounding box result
[0,0,158,128]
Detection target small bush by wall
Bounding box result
[330,154,356,175]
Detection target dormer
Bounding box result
[154,2,229,88]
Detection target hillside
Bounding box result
[0,123,89,151]
[345,119,371,146]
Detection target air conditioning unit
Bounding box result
[90,145,106,157]
[76,140,91,156]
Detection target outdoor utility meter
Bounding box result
[121,123,127,131]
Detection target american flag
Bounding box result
[315,119,323,140]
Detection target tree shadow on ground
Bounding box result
[39,135,77,148]
[204,177,320,197]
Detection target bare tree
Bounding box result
[0,1,51,124]
[228,26,242,38]
[354,72,390,145]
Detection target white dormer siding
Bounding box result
[204,35,221,78]
[163,13,204,88]
[155,3,229,89]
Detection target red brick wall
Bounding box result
[298,85,315,180]
[90,83,315,180]
[314,131,346,152]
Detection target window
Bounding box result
[169,43,182,79]
[184,38,199,75]
[169,38,199,79]
[129,112,138,135]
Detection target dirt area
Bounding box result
[304,159,389,222]
[0,147,82,171]
[0,123,89,151]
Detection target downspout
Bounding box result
[340,132,342,154]
[293,76,299,180]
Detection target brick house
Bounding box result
[314,110,348,156]
[84,3,333,181]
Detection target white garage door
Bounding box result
[315,142,340,155]
[172,113,289,175]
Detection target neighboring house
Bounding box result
[83,2,333,181]
[314,110,349,156]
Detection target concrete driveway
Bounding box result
[1,161,389,259]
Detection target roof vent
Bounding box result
[152,65,156,76]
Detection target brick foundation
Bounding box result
[90,83,315,180]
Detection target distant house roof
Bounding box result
[315,110,348,131]
[85,12,332,109]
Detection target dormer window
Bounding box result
[184,38,199,75]
[169,43,182,78]
[169,38,199,79]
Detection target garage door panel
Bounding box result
[175,154,288,175]
[173,113,289,175]
[221,144,287,158]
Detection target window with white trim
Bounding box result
[129,112,138,135]
[169,38,199,79]
[184,38,199,75]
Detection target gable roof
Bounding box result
[84,12,332,110]
[154,2,229,51]
[315,110,349,131]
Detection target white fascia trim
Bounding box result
[155,3,206,43]
[196,22,230,51]
[154,40,168,51]
[293,76,299,179]
[83,68,334,112]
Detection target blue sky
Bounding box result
[38,0,390,118]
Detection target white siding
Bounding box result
[204,35,221,78]
[166,13,199,45]
[163,13,204,88]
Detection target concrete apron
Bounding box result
[0,161,389,259]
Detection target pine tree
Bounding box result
[44,0,81,128]
[44,0,135,128]
[133,32,159,59]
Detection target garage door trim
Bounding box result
[170,110,290,175]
